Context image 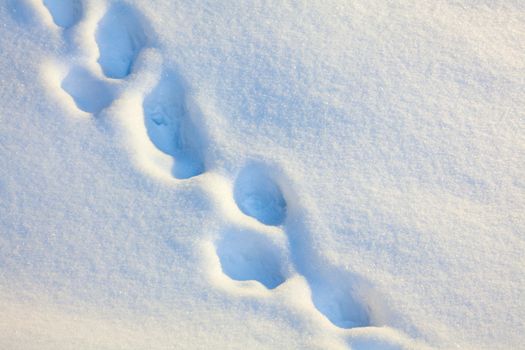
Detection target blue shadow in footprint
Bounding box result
[61,67,114,114]
[95,2,148,79]
[43,0,82,28]
[143,70,206,179]
[216,228,286,289]
[233,163,287,226]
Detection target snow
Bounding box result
[95,2,149,79]
[0,0,524,349]
[143,69,207,179]
[62,66,115,113]
[233,163,287,226]
[43,0,82,29]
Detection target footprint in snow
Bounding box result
[217,162,372,329]
[96,2,148,79]
[35,0,406,344]
[43,0,82,29]
[61,66,115,114]
[233,163,287,226]
[216,228,287,289]
[143,70,206,179]
[309,271,370,328]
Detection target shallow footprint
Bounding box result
[96,2,148,79]
[311,273,370,329]
[43,0,82,28]
[61,67,114,114]
[216,228,287,289]
[143,70,205,179]
[234,163,287,226]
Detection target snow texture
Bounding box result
[0,0,524,349]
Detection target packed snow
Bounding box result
[0,0,524,349]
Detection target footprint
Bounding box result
[61,67,114,114]
[96,2,148,79]
[35,0,403,340]
[232,163,371,328]
[43,0,82,29]
[233,164,287,226]
[287,220,372,329]
[216,228,287,289]
[143,70,205,179]
[5,0,34,24]
[310,272,370,328]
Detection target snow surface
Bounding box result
[0,0,524,349]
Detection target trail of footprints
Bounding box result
[34,0,410,345]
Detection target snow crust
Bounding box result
[0,0,524,349]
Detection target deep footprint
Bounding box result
[216,228,286,289]
[233,164,287,225]
[96,2,148,79]
[143,70,205,179]
[61,67,114,114]
[43,0,82,28]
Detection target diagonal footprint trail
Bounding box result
[143,70,206,179]
[39,0,117,116]
[232,162,371,328]
[42,0,205,174]
[43,0,152,117]
[36,0,402,343]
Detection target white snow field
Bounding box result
[0,0,524,349]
